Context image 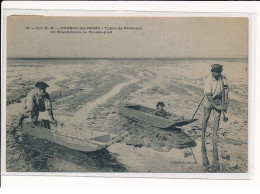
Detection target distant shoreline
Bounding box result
[7,57,248,62]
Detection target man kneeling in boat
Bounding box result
[12,81,57,132]
[202,64,228,141]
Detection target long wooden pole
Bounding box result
[191,95,205,121]
[187,95,206,164]
[186,96,206,164]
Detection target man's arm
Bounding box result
[28,111,36,122]
[47,109,55,121]
[26,92,37,124]
[206,94,225,111]
[28,111,37,128]
[206,94,218,109]
[44,94,57,122]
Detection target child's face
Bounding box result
[37,87,46,96]
[158,105,164,110]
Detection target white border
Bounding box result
[1,1,258,185]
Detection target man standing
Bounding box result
[12,81,57,131]
[201,64,228,141]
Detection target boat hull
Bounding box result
[21,120,120,152]
[119,104,195,129]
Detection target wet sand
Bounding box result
[6,58,248,172]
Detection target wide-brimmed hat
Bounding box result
[211,64,223,72]
[35,82,49,89]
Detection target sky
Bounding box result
[7,16,248,58]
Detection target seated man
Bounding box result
[154,102,168,118]
[12,81,57,132]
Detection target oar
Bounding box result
[190,95,205,122]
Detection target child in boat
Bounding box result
[154,102,169,118]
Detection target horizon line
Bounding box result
[7,57,248,60]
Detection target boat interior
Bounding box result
[126,105,156,114]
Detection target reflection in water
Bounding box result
[201,139,220,171]
[201,139,209,166]
[212,141,220,171]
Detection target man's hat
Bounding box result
[35,82,49,89]
[211,64,223,72]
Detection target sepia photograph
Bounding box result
[4,15,248,174]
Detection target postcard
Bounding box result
[2,11,250,178]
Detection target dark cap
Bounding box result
[211,64,223,72]
[157,102,165,107]
[35,82,49,89]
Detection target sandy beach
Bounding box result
[5,58,248,173]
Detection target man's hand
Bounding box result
[51,119,58,123]
[30,122,36,128]
[216,105,226,111]
[30,117,37,128]
[51,119,58,127]
[224,104,228,113]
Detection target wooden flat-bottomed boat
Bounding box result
[21,120,121,152]
[119,104,196,129]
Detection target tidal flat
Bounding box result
[6,58,248,173]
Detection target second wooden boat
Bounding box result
[119,104,196,129]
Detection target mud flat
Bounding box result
[6,59,248,172]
